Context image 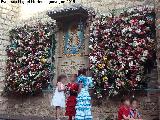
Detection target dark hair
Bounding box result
[72,74,77,78]
[78,68,87,76]
[57,74,67,83]
[131,98,138,104]
[121,96,130,103]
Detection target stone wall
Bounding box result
[0,0,159,120]
[0,1,20,110]
[0,2,20,90]
[81,0,154,14]
[156,0,160,120]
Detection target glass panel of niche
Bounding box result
[63,21,85,57]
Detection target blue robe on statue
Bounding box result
[75,75,93,120]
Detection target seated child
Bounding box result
[118,97,134,120]
[130,98,143,120]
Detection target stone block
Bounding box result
[0,76,4,82]
[2,40,9,46]
[115,4,125,10]
[90,0,102,2]
[0,18,4,24]
[1,13,6,19]
[6,4,12,10]
[2,8,8,14]
[101,0,114,4]
[2,35,9,40]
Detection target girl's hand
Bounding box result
[129,118,135,120]
[65,85,68,90]
[57,82,65,91]
[79,83,83,87]
[66,93,69,98]
[78,83,83,93]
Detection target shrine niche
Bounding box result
[48,4,92,79]
[63,21,85,56]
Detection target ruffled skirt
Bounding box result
[75,88,92,120]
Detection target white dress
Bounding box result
[51,82,65,108]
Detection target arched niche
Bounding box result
[48,5,90,82]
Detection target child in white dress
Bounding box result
[51,74,67,120]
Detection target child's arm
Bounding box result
[78,83,83,93]
[122,115,130,120]
[122,115,128,119]
[135,109,143,120]
[57,82,65,92]
[122,115,135,120]
[133,119,142,120]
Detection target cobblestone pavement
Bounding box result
[0,117,67,120]
[0,118,67,120]
[0,114,67,120]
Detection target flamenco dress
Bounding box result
[65,82,79,116]
[75,75,93,120]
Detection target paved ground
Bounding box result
[0,117,56,120]
[0,114,67,120]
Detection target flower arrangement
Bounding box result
[89,6,156,97]
[5,22,56,95]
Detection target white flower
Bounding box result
[143,50,148,56]
[139,20,145,25]
[89,56,97,63]
[133,41,138,47]
[19,57,22,62]
[15,71,18,76]
[135,29,141,33]
[128,27,132,31]
[102,71,105,75]
[129,34,132,37]
[147,37,154,42]
[121,63,125,69]
[125,70,128,73]
[140,57,146,62]
[113,90,118,95]
[106,12,112,17]
[133,13,140,16]
[122,28,127,34]
[93,30,98,36]
[125,17,129,21]
[128,8,134,13]
[133,37,137,41]
[136,75,141,81]
[90,37,94,42]
[104,29,110,33]
[129,61,133,67]
[89,45,93,50]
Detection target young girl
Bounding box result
[51,74,67,120]
[65,74,79,120]
[130,98,142,120]
[75,68,93,120]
